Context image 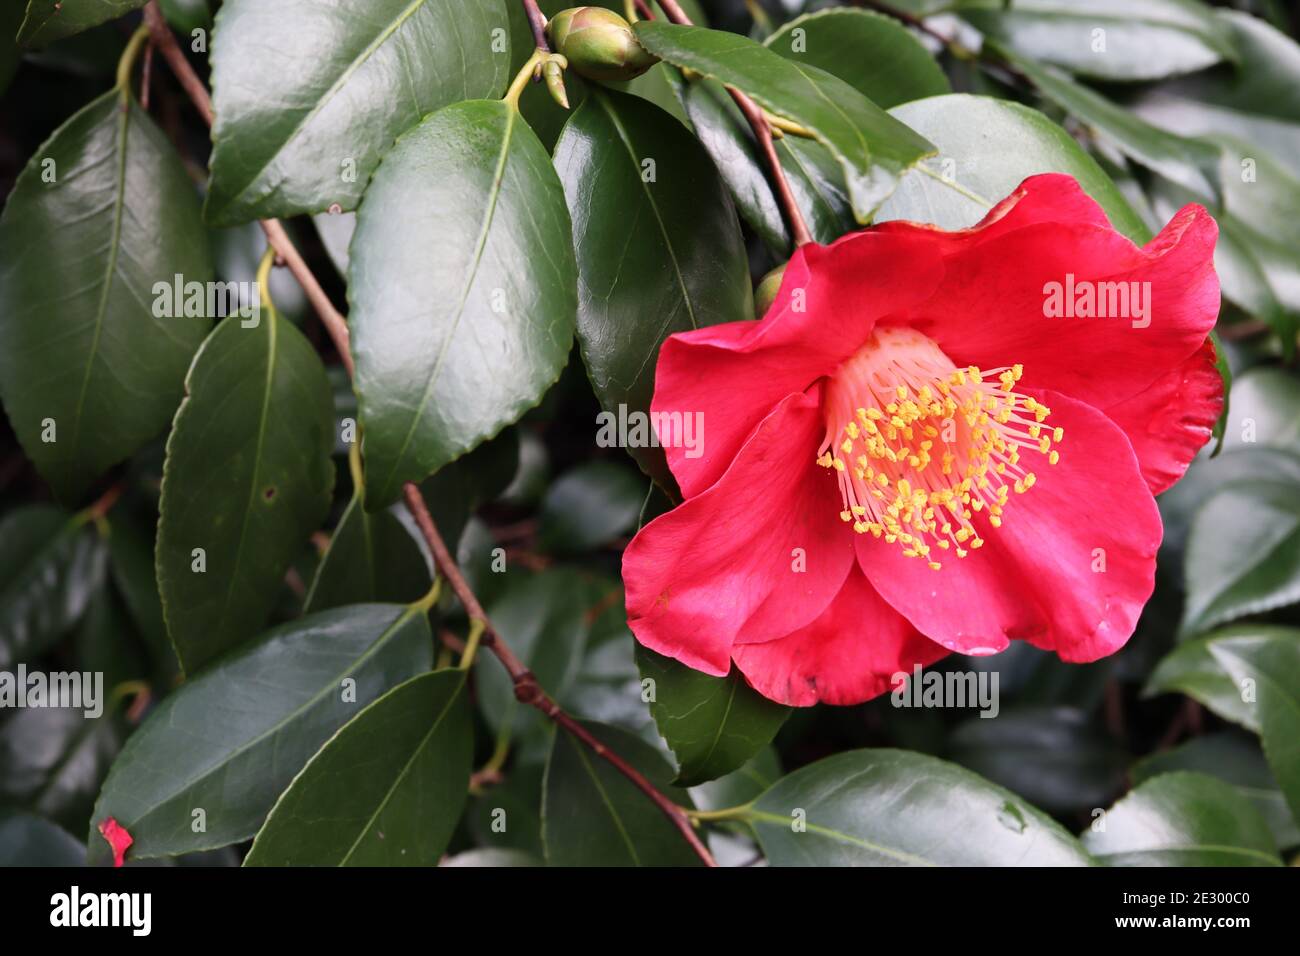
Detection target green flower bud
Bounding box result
[754,262,787,318]
[546,7,658,83]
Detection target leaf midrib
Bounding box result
[219,0,432,208]
[69,94,131,464]
[338,676,464,865]
[121,605,420,846]
[380,105,516,499]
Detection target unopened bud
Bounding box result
[546,7,658,83]
[755,263,787,318]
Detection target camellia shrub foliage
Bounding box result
[0,0,1298,869]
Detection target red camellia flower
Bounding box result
[623,174,1222,707]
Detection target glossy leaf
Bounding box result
[0,89,213,502]
[875,95,1147,242]
[245,670,470,866]
[351,99,577,507]
[947,706,1127,815]
[304,456,431,614]
[542,720,701,866]
[419,428,520,554]
[476,569,600,754]
[1003,48,1221,201]
[634,21,935,222]
[87,603,432,864]
[668,72,855,251]
[1180,480,1300,637]
[747,749,1093,866]
[0,507,107,669]
[636,645,789,787]
[957,0,1237,82]
[1133,733,1299,851]
[554,88,752,487]
[1082,772,1280,866]
[764,8,949,109]
[1129,10,1300,178]
[18,0,146,47]
[204,0,511,224]
[538,459,645,554]
[1145,625,1268,731]
[157,313,335,674]
[0,705,121,834]
[159,0,211,32]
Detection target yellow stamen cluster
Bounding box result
[817,327,1062,571]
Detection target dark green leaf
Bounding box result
[0,89,213,502]
[539,460,646,554]
[1180,480,1300,637]
[1002,48,1221,201]
[747,749,1092,865]
[1132,733,1299,850]
[0,507,107,668]
[156,312,334,674]
[1082,772,1280,866]
[1218,367,1300,454]
[0,705,122,834]
[765,8,949,109]
[542,720,701,866]
[0,813,85,866]
[1145,625,1266,731]
[18,0,146,47]
[689,746,781,812]
[957,0,1237,82]
[88,603,432,863]
[419,427,520,553]
[477,569,600,756]
[554,89,752,487]
[304,457,431,614]
[636,645,789,787]
[1159,448,1300,558]
[947,706,1127,815]
[667,72,855,251]
[634,21,935,222]
[159,0,210,32]
[875,94,1147,242]
[1129,9,1300,178]
[245,670,470,866]
[351,99,577,507]
[204,0,511,224]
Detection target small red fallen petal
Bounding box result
[97,817,133,868]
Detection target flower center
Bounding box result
[816,326,1061,570]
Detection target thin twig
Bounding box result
[143,0,717,868]
[401,486,717,867]
[143,5,354,375]
[655,1,812,246]
[521,0,550,52]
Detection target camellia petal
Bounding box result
[1101,339,1223,495]
[853,390,1162,663]
[906,205,1219,414]
[732,570,949,707]
[624,390,856,675]
[653,233,945,499]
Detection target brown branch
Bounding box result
[143,4,353,376]
[655,1,812,247]
[402,486,717,867]
[143,0,716,868]
[521,0,550,52]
